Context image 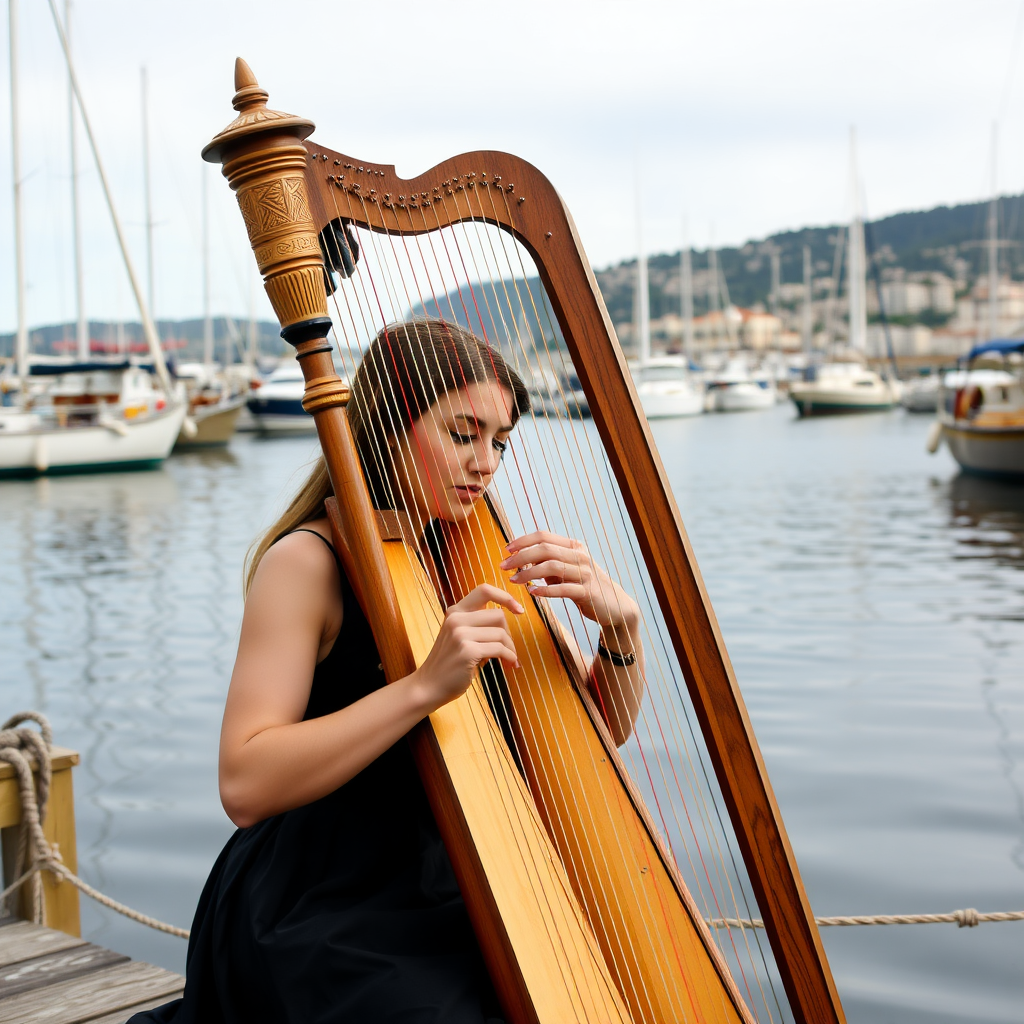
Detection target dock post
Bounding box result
[0,746,81,937]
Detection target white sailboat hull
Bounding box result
[713,382,777,412]
[0,403,186,475]
[638,382,704,418]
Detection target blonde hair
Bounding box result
[244,319,529,595]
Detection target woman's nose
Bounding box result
[467,442,500,476]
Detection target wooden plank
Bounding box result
[0,921,85,968]
[0,943,127,1000]
[0,960,184,1024]
[87,993,183,1024]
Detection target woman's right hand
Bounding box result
[411,584,523,712]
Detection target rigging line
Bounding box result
[460,203,698,1021]
[487,190,764,1021]
[341,202,600,1015]
[425,202,670,1021]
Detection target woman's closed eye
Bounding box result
[449,430,508,458]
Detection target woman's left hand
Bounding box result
[500,531,639,630]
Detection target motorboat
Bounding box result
[705,357,777,412]
[245,360,316,434]
[900,372,941,413]
[527,368,590,419]
[928,339,1024,479]
[0,360,185,476]
[634,358,704,418]
[789,361,900,416]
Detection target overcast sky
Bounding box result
[3,0,1024,332]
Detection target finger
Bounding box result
[470,640,520,668]
[449,607,518,630]
[501,542,587,571]
[505,530,582,554]
[528,583,586,600]
[461,626,516,646]
[452,584,524,615]
[510,559,583,585]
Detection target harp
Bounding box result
[204,60,846,1024]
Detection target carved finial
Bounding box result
[234,57,257,91]
[231,58,268,113]
[203,59,315,164]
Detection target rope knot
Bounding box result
[954,907,980,928]
[0,711,56,923]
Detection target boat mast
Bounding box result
[770,244,781,351]
[802,244,813,355]
[987,122,999,342]
[680,221,695,364]
[770,245,780,318]
[202,165,214,368]
[634,179,651,364]
[65,0,87,360]
[847,127,867,353]
[44,0,174,396]
[9,0,29,385]
[246,273,257,370]
[707,237,721,348]
[141,66,156,330]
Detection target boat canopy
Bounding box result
[964,338,1024,362]
[28,360,131,376]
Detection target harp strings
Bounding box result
[344,199,737,1015]
[330,193,675,1021]
[392,199,664,1020]
[424,194,681,1020]
[466,190,764,1019]
[319,177,781,1021]
[478,191,780,1018]
[323,192,623,1021]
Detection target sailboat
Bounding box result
[0,0,184,475]
[173,162,247,448]
[790,130,900,417]
[630,203,703,419]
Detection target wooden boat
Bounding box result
[203,60,846,1024]
[930,339,1024,480]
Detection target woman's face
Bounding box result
[391,381,515,527]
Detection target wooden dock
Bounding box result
[0,918,184,1023]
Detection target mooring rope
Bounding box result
[708,908,1024,930]
[2,712,1022,943]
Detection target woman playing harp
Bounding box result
[130,318,645,1024]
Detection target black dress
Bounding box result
[131,531,500,1024]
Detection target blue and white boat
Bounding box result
[245,360,316,435]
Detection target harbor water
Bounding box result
[1,403,1021,1023]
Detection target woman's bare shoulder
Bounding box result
[249,521,340,608]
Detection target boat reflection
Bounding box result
[945,472,1024,569]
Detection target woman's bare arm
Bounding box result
[219,531,521,828]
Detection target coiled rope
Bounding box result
[0,712,189,939]
[2,712,1021,943]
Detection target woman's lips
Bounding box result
[453,485,482,503]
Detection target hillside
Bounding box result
[596,194,1024,326]
[5,192,1021,361]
